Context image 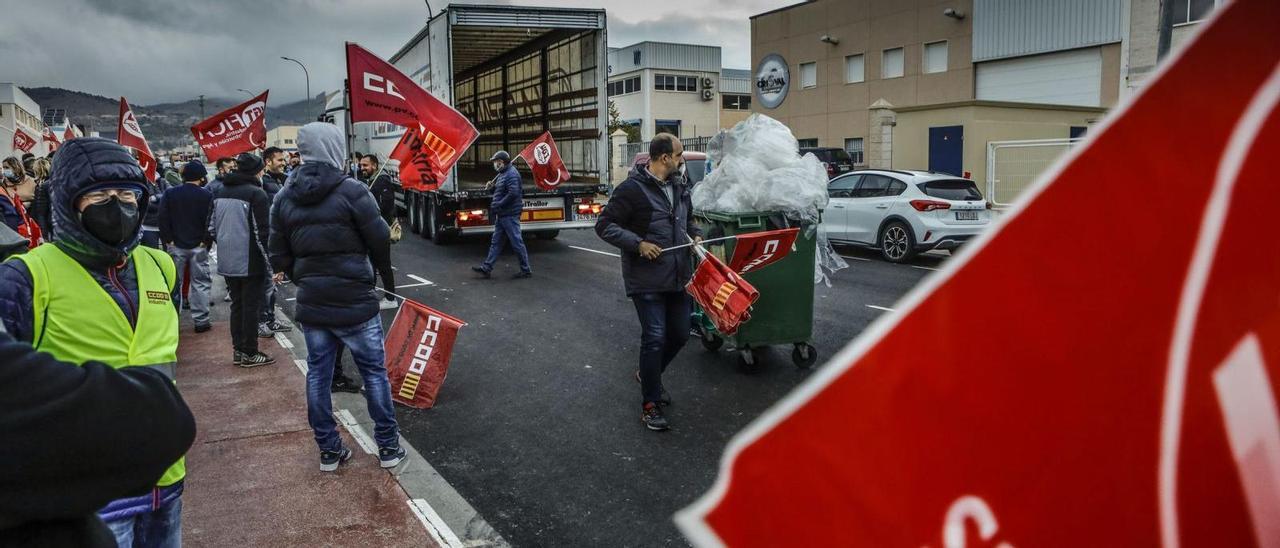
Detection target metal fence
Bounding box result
[620,135,712,165]
[986,138,1082,207]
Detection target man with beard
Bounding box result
[0,137,191,546]
[257,147,291,338]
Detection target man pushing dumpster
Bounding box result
[595,133,702,432]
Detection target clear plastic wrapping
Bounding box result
[692,114,848,285]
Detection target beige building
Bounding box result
[266,125,300,152]
[748,0,1201,191]
[0,84,47,157]
[1122,0,1219,96]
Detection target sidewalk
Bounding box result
[176,318,438,547]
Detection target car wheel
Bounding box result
[879,221,916,263]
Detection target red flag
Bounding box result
[678,1,1280,547]
[726,228,799,274]
[42,126,60,149]
[11,129,35,153]
[189,91,268,161]
[390,127,445,191]
[346,42,478,176]
[687,252,759,336]
[62,124,75,142]
[117,97,157,182]
[383,299,466,409]
[517,131,571,190]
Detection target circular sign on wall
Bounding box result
[755,53,790,109]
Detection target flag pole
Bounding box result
[661,234,737,254]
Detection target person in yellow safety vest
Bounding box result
[0,138,186,548]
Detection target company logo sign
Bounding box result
[754,54,790,109]
[121,111,145,139]
[533,142,553,165]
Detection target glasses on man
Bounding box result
[80,189,142,206]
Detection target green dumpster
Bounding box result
[691,210,819,370]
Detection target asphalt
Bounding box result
[273,227,945,547]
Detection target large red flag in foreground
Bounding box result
[687,251,759,337]
[678,1,1280,546]
[346,42,478,178]
[190,91,268,161]
[117,97,157,182]
[390,127,445,191]
[517,131,571,190]
[11,129,35,153]
[384,299,466,409]
[726,228,799,275]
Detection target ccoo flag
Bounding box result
[726,228,800,275]
[390,127,446,192]
[11,129,35,153]
[676,0,1280,546]
[345,42,478,178]
[517,131,571,190]
[383,299,466,409]
[117,97,157,182]
[687,250,759,336]
[190,91,268,161]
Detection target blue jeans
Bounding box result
[104,495,182,548]
[480,215,531,273]
[168,246,211,327]
[301,315,400,452]
[631,291,691,404]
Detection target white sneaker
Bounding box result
[379,298,399,310]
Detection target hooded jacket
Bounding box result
[595,162,701,296]
[270,123,394,327]
[0,138,157,341]
[208,171,271,277]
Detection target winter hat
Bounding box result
[235,152,264,174]
[181,160,207,182]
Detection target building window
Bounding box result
[924,41,948,74]
[1172,0,1218,25]
[608,76,641,96]
[882,47,904,79]
[284,139,294,144]
[722,94,751,110]
[654,74,697,92]
[655,119,682,136]
[797,138,818,148]
[844,138,864,165]
[844,54,865,84]
[799,62,817,89]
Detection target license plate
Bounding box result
[955,211,979,221]
[574,213,599,222]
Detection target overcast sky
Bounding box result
[2,0,793,106]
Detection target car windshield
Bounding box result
[919,179,983,201]
[685,160,706,183]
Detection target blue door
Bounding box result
[928,125,963,176]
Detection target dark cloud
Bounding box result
[3,0,790,105]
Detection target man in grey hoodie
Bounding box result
[268,123,403,472]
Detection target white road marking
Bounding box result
[274,333,293,349]
[838,254,871,262]
[570,245,620,258]
[293,359,308,376]
[286,297,296,301]
[911,265,940,271]
[335,409,376,455]
[407,274,434,285]
[407,499,466,548]
[866,305,895,312]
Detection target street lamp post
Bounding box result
[236,88,254,96]
[281,56,311,118]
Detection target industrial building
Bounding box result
[606,41,752,143]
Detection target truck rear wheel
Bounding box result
[408,195,421,234]
[417,197,431,240]
[429,205,454,245]
[534,230,560,240]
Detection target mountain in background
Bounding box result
[22,87,327,153]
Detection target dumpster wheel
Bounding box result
[700,331,724,351]
[792,343,818,369]
[737,348,759,373]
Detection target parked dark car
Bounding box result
[630,151,708,185]
[800,147,855,179]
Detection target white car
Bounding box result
[823,169,993,263]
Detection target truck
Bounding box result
[336,4,610,244]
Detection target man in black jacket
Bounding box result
[209,152,275,367]
[595,133,701,432]
[0,326,195,547]
[359,154,396,226]
[269,122,404,472]
[257,147,291,336]
[158,161,214,332]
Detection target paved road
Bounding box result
[277,228,946,546]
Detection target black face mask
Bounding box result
[80,197,141,247]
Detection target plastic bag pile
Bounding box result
[694,114,848,285]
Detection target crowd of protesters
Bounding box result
[0,125,406,546]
